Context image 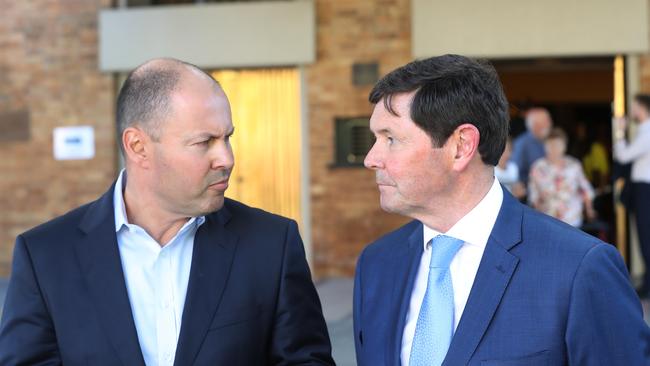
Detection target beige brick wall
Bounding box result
[0,0,116,276]
[0,0,413,279]
[3,0,650,281]
[307,0,412,277]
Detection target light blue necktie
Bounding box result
[409,235,464,366]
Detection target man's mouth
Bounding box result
[208,179,229,190]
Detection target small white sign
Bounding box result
[53,126,95,160]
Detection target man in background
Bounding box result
[0,58,334,365]
[615,93,650,298]
[511,107,552,185]
[354,54,649,366]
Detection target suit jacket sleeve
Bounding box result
[268,220,334,365]
[0,235,62,366]
[565,243,650,364]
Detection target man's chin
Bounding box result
[379,198,400,215]
[197,196,225,216]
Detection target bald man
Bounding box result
[510,107,552,185]
[0,59,334,366]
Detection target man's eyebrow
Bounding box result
[196,127,235,139]
[190,132,214,140]
[373,128,393,135]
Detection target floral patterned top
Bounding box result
[528,156,595,227]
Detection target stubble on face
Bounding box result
[150,76,235,218]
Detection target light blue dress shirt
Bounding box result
[113,170,205,366]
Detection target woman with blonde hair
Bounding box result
[529,127,596,227]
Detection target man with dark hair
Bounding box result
[0,58,334,365]
[354,54,650,365]
[615,93,650,297]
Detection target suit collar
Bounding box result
[78,182,117,235]
[173,210,238,366]
[76,184,237,366]
[389,187,523,365]
[443,186,523,365]
[75,184,146,366]
[487,186,523,251]
[113,169,128,232]
[423,177,504,250]
[215,198,233,226]
[389,222,425,365]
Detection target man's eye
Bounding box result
[387,137,394,144]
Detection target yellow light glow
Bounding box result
[212,68,302,225]
[613,54,627,261]
[614,55,625,117]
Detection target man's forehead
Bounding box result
[192,124,234,136]
[171,79,228,107]
[370,93,414,124]
[529,109,551,123]
[384,92,416,114]
[369,104,391,131]
[369,108,405,135]
[177,115,234,139]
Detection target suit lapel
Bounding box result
[173,207,238,366]
[443,188,523,366]
[389,223,424,365]
[75,184,146,366]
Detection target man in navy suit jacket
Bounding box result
[354,54,650,365]
[0,59,333,365]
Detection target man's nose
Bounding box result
[364,143,383,170]
[210,142,234,171]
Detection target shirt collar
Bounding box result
[113,170,129,232]
[639,119,650,132]
[423,177,503,250]
[113,169,206,234]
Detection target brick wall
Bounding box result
[0,0,116,276]
[307,0,412,277]
[0,0,413,279]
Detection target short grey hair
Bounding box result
[116,58,220,152]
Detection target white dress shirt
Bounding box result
[400,177,503,366]
[615,120,650,183]
[114,170,205,366]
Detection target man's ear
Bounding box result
[122,126,152,169]
[450,123,480,172]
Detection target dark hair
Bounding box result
[116,59,219,152]
[369,54,509,166]
[634,93,650,113]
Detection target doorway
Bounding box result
[211,68,302,226]
[492,56,624,254]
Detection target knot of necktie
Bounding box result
[428,235,463,269]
